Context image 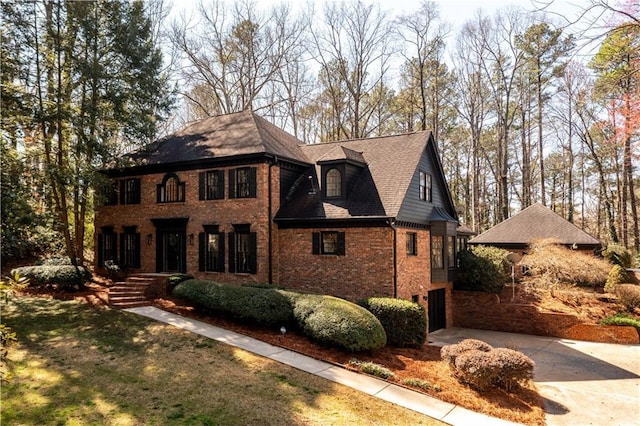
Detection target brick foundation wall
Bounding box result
[452,289,580,336]
[452,288,639,343]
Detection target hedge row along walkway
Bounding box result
[125,306,519,426]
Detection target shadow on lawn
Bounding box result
[1,297,334,426]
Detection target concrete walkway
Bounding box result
[430,327,640,426]
[124,306,519,426]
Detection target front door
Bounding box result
[162,231,184,272]
[152,218,188,274]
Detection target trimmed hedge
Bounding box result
[442,339,534,391]
[600,313,640,333]
[11,264,91,290]
[281,292,387,352]
[359,297,426,347]
[173,280,292,327]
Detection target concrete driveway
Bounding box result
[429,327,640,426]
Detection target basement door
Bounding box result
[428,288,446,332]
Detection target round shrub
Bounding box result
[11,264,91,290]
[173,279,292,327]
[442,339,534,391]
[441,338,493,369]
[289,294,386,352]
[360,297,426,347]
[490,348,535,391]
[616,284,640,311]
[455,246,510,293]
[605,265,632,293]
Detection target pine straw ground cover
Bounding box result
[153,296,546,425]
[14,282,546,425]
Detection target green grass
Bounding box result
[1,297,444,425]
[600,313,640,333]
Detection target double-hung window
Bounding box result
[199,170,224,200]
[431,235,444,269]
[199,225,225,272]
[419,171,432,202]
[312,231,346,255]
[406,232,417,256]
[228,224,257,274]
[120,226,141,268]
[98,226,117,267]
[229,167,257,199]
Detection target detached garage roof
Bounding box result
[469,203,601,248]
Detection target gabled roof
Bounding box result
[276,131,457,223]
[128,111,309,166]
[469,203,601,247]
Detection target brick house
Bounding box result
[95,111,462,331]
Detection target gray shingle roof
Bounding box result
[277,132,433,220]
[469,203,601,246]
[129,111,309,166]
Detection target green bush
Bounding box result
[616,284,640,311]
[166,274,193,291]
[605,265,632,293]
[455,246,510,293]
[348,359,395,379]
[38,257,82,266]
[602,244,632,268]
[11,265,91,290]
[173,279,292,327]
[600,313,640,333]
[286,293,386,352]
[359,297,426,347]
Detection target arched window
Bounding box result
[325,168,342,198]
[157,173,185,203]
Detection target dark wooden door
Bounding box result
[428,288,446,332]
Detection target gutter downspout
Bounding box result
[388,218,397,298]
[268,157,275,285]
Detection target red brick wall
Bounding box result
[95,163,279,285]
[277,227,395,301]
[452,289,581,336]
[395,228,430,301]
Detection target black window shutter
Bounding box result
[312,232,320,254]
[119,180,125,205]
[199,172,205,200]
[228,170,236,199]
[217,171,225,199]
[134,233,141,267]
[248,167,257,198]
[218,232,225,272]
[97,234,104,266]
[198,232,205,271]
[337,232,346,255]
[156,184,162,203]
[228,233,236,272]
[119,233,125,266]
[249,232,257,274]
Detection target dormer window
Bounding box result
[325,168,342,198]
[157,173,185,203]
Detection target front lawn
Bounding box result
[1,297,442,425]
